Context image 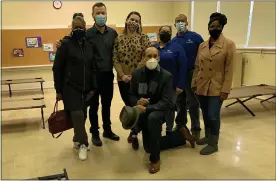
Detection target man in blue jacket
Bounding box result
[154,25,187,135]
[171,14,204,139]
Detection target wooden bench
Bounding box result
[2,77,45,97]
[226,84,276,116]
[2,97,46,129]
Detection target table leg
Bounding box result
[236,98,256,116]
[8,84,12,97]
[41,107,45,129]
[260,94,276,103]
[40,82,44,94]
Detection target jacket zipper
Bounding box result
[79,40,86,101]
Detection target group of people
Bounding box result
[52,1,236,174]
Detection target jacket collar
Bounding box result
[201,34,225,60]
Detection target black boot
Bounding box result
[92,134,103,147]
[200,135,219,155]
[196,128,210,145]
[103,129,120,141]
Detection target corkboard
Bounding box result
[2,24,117,68]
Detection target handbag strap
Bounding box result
[53,101,59,113]
[52,132,63,139]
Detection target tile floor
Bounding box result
[1,86,275,179]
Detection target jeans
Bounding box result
[118,81,131,106]
[197,96,223,136]
[138,111,186,162]
[88,71,114,135]
[165,89,177,132]
[185,69,201,131]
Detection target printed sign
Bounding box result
[49,52,56,62]
[13,48,24,57]
[25,37,42,48]
[147,33,158,42]
[43,44,54,51]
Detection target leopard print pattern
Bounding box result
[113,33,151,81]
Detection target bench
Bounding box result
[2,97,46,129]
[226,84,276,116]
[2,77,45,97]
[26,168,69,180]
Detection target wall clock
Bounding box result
[53,0,62,10]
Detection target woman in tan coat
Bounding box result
[192,12,236,155]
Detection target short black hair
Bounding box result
[92,2,106,13]
[73,13,84,19]
[159,25,172,33]
[208,12,227,27]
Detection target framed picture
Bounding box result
[49,52,56,62]
[13,48,24,57]
[25,36,42,48]
[43,44,54,51]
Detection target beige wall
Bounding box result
[2,1,175,28]
[1,1,276,93]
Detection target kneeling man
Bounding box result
[126,47,195,174]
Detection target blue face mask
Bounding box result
[176,22,186,32]
[95,15,106,27]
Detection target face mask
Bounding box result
[159,32,171,43]
[146,58,158,70]
[71,29,86,40]
[127,21,139,32]
[209,29,222,40]
[95,15,106,27]
[176,22,186,32]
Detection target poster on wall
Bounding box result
[25,36,42,48]
[49,52,56,62]
[147,33,157,42]
[13,48,24,57]
[43,44,54,51]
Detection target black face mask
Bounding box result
[71,29,86,40]
[159,32,172,43]
[209,29,222,40]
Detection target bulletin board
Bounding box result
[2,25,161,68]
[2,24,117,68]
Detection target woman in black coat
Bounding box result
[52,16,97,161]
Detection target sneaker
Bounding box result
[79,144,88,161]
[92,134,103,147]
[74,142,90,151]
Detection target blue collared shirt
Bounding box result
[171,30,204,70]
[154,41,187,90]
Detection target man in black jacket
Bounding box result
[129,47,195,174]
[56,3,119,146]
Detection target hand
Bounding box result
[220,92,229,100]
[136,105,146,113]
[56,93,62,101]
[176,88,183,95]
[122,75,131,83]
[137,98,150,106]
[85,91,95,101]
[56,40,62,48]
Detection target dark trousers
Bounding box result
[185,69,201,131]
[197,96,223,136]
[71,110,88,147]
[138,111,186,163]
[118,81,131,106]
[88,71,114,135]
[175,91,188,128]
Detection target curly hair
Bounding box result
[208,12,227,27]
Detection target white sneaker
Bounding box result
[79,144,88,161]
[73,142,80,149]
[74,142,90,151]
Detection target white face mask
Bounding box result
[146,58,158,70]
[176,22,186,32]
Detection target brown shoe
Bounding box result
[149,161,160,174]
[179,127,196,148]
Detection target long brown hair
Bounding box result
[123,11,142,35]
